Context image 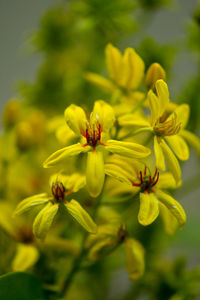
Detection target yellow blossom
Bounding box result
[104,158,186,232]
[14,173,97,239]
[43,100,151,197]
[86,43,145,94]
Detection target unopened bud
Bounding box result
[145,63,166,90]
[15,122,33,150]
[2,99,21,128]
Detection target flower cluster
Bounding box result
[13,44,200,281]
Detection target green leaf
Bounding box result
[0,272,46,300]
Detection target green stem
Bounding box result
[130,94,147,114]
[59,194,102,297]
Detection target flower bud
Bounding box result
[2,99,21,128]
[145,63,166,90]
[15,122,34,150]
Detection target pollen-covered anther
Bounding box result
[51,181,66,202]
[130,168,159,192]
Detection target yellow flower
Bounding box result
[14,173,97,239]
[0,203,39,271]
[43,100,151,197]
[86,220,145,280]
[119,80,200,184]
[85,43,145,94]
[104,158,186,232]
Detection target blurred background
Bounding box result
[0,0,200,298]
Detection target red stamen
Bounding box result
[131,180,142,187]
[152,172,159,187]
[139,171,143,184]
[148,176,152,188]
[153,168,157,180]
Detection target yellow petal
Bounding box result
[180,129,200,156]
[121,48,145,90]
[64,104,87,135]
[160,139,181,184]
[104,163,133,185]
[157,172,177,189]
[125,238,145,280]
[91,100,115,132]
[173,104,190,129]
[105,43,122,85]
[159,202,178,235]
[86,151,105,198]
[0,204,16,237]
[154,136,166,171]
[85,72,116,93]
[138,192,159,226]
[165,135,189,161]
[14,193,49,216]
[155,80,169,116]
[157,189,186,228]
[12,244,39,271]
[105,140,151,158]
[43,143,90,168]
[118,113,150,127]
[33,202,59,239]
[65,199,97,233]
[148,90,160,125]
[64,173,86,193]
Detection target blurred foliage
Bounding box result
[1,0,200,299]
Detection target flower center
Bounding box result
[131,168,159,192]
[84,122,102,149]
[51,181,66,203]
[153,114,181,137]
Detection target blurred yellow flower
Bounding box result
[86,43,145,93]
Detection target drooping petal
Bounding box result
[180,129,200,156]
[12,244,39,271]
[157,189,186,228]
[85,72,116,93]
[159,202,178,235]
[125,238,145,280]
[148,90,160,126]
[105,43,122,85]
[14,193,50,216]
[104,163,133,185]
[121,48,145,90]
[160,139,181,184]
[172,104,190,129]
[65,199,97,233]
[154,136,166,171]
[155,80,169,116]
[165,135,189,161]
[43,143,91,168]
[118,113,150,127]
[91,100,115,132]
[105,140,151,158]
[157,172,178,189]
[64,104,87,135]
[64,173,86,193]
[33,202,59,239]
[138,192,159,226]
[86,151,105,198]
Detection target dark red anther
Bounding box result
[144,166,147,176]
[85,128,90,144]
[51,181,66,202]
[152,172,159,187]
[139,171,143,184]
[98,124,101,141]
[152,168,158,180]
[147,176,152,188]
[131,180,142,187]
